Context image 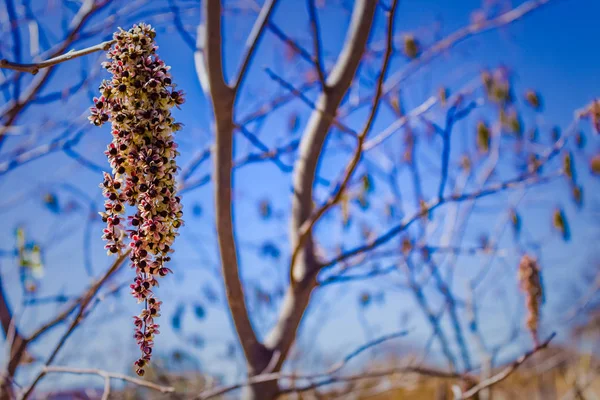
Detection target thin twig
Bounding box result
[306,0,327,88]
[290,0,399,271]
[268,22,318,68]
[20,251,130,399]
[232,0,279,93]
[457,333,556,399]
[0,0,112,147]
[43,366,174,395]
[404,257,458,371]
[382,0,553,96]
[438,100,479,199]
[323,171,560,268]
[264,67,357,136]
[197,330,413,399]
[0,40,115,75]
[324,104,585,268]
[427,259,472,370]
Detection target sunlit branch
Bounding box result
[456,333,555,399]
[197,330,420,399]
[323,172,561,269]
[233,0,279,93]
[383,0,554,97]
[42,366,174,398]
[290,0,398,273]
[0,0,112,148]
[20,251,130,399]
[0,40,115,75]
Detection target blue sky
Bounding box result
[1,0,600,393]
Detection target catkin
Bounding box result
[518,255,543,345]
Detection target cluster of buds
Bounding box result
[481,67,514,106]
[89,23,184,376]
[518,255,543,345]
[402,34,420,59]
[584,99,600,133]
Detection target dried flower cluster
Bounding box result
[481,67,513,106]
[524,89,542,111]
[518,255,543,345]
[591,153,600,175]
[476,120,490,153]
[552,208,570,242]
[585,99,600,133]
[89,23,184,376]
[403,34,420,59]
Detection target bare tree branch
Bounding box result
[197,330,422,399]
[232,0,280,93]
[0,40,115,75]
[306,0,327,89]
[42,366,174,396]
[457,333,556,399]
[426,258,472,370]
[290,1,397,270]
[0,268,30,367]
[263,67,357,137]
[382,0,553,97]
[20,251,130,400]
[195,0,270,384]
[0,0,112,146]
[404,257,458,371]
[438,100,479,199]
[267,22,318,69]
[323,171,560,268]
[263,0,379,377]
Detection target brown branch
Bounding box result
[383,0,553,96]
[197,330,423,399]
[324,172,560,268]
[42,366,174,396]
[0,269,30,364]
[0,0,112,146]
[262,0,378,376]
[458,333,556,399]
[290,0,398,271]
[195,0,269,382]
[199,364,460,400]
[20,251,129,400]
[324,103,585,268]
[195,0,229,96]
[0,40,115,75]
[26,250,129,344]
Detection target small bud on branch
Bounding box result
[518,255,543,345]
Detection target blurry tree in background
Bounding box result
[1,0,600,399]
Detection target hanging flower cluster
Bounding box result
[518,254,543,345]
[89,23,184,376]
